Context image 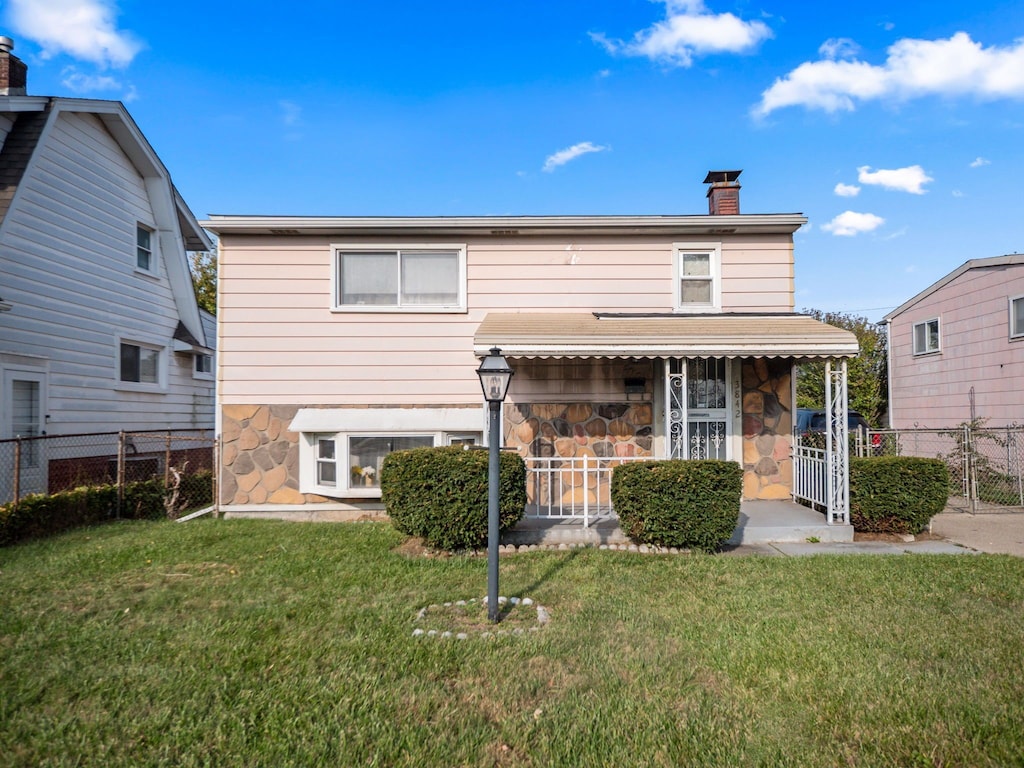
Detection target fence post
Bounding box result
[966,424,977,516]
[13,437,21,507]
[164,431,172,489]
[116,430,126,518]
[214,434,221,518]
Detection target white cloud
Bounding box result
[818,38,859,61]
[279,100,302,127]
[592,0,772,68]
[60,67,120,93]
[952,189,965,198]
[834,182,861,197]
[542,142,608,172]
[857,164,933,194]
[970,156,991,167]
[821,211,885,236]
[7,0,142,68]
[755,32,1024,116]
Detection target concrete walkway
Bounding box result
[507,501,1024,556]
[929,509,1024,556]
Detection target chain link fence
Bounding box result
[858,426,1024,513]
[0,430,216,511]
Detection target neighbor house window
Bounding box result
[119,342,160,384]
[912,318,940,355]
[1011,296,1024,340]
[333,246,466,311]
[195,354,213,374]
[136,224,154,271]
[674,243,721,312]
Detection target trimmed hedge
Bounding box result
[611,460,742,552]
[849,456,950,534]
[380,446,526,551]
[0,480,165,546]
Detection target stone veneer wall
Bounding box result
[221,405,327,505]
[503,402,654,459]
[741,359,793,500]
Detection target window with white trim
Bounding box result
[136,224,155,272]
[912,318,940,355]
[1010,296,1024,340]
[674,243,721,312]
[333,246,466,311]
[303,433,437,496]
[119,341,161,384]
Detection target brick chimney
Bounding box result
[0,37,27,96]
[704,170,741,215]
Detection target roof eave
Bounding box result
[199,213,808,237]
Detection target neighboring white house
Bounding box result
[0,38,215,496]
[204,170,858,517]
[884,254,1024,428]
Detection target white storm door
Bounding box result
[667,358,730,460]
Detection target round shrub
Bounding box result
[849,456,949,534]
[611,460,742,552]
[380,446,526,551]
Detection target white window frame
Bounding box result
[135,223,157,275]
[300,431,440,498]
[912,318,941,356]
[1010,295,1024,340]
[330,243,467,313]
[115,337,166,392]
[673,242,722,313]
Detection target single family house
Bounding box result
[884,254,1024,428]
[205,170,859,523]
[0,38,215,499]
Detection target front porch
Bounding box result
[504,499,853,547]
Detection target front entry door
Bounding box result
[667,358,729,460]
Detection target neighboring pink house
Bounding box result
[884,255,1024,429]
[203,172,858,518]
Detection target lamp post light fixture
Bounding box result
[476,346,514,622]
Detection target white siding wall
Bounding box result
[889,264,1024,428]
[218,232,795,405]
[0,110,214,433]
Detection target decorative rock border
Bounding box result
[411,596,550,639]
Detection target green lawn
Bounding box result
[2,520,1023,767]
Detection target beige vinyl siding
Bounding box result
[218,232,796,405]
[721,237,794,311]
[0,110,213,432]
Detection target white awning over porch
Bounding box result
[473,313,859,360]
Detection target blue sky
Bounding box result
[4,0,1024,320]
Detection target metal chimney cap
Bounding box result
[0,37,14,54]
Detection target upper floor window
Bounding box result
[1011,296,1024,340]
[136,224,155,272]
[912,318,940,355]
[674,243,721,312]
[119,341,161,385]
[333,245,466,312]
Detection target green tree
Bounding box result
[189,247,217,315]
[796,309,888,426]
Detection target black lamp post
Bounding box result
[476,347,514,622]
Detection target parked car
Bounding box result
[796,408,881,451]
[796,408,870,434]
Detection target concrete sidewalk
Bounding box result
[929,509,1024,556]
[724,539,977,556]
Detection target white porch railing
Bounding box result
[524,456,649,526]
[792,441,827,510]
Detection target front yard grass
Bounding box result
[2,519,1023,767]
